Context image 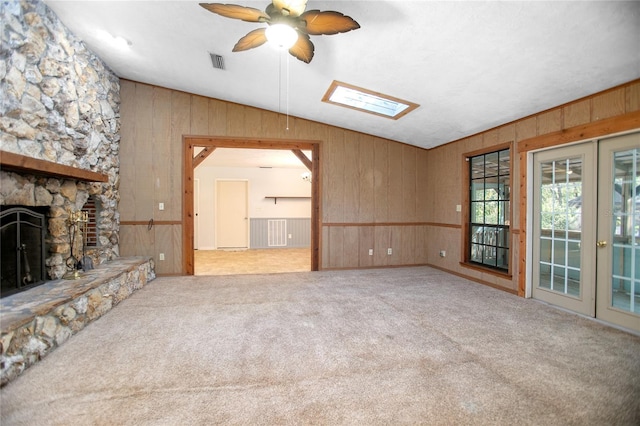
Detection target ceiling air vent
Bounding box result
[210,53,225,70]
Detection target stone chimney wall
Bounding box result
[0,0,120,279]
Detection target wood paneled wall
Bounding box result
[119,78,639,287]
[119,80,431,274]
[425,79,640,294]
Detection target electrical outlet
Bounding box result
[387,248,392,255]
[159,202,164,211]
[159,253,165,261]
[456,204,461,212]
[440,250,446,257]
[288,234,292,239]
[368,249,373,256]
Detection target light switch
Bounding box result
[159,202,164,211]
[456,204,462,212]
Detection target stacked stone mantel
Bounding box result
[1,0,121,278]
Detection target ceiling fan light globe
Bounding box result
[265,23,298,49]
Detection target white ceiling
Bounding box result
[45,0,640,154]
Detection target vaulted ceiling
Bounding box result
[45,0,640,153]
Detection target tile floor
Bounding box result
[194,248,311,275]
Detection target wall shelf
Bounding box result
[265,196,311,205]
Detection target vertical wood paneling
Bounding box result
[226,104,245,136]
[261,110,281,138]
[250,218,311,248]
[483,128,498,147]
[152,87,172,221]
[208,98,227,136]
[374,226,389,266]
[537,109,562,135]
[154,224,173,275]
[515,116,537,142]
[171,91,190,219]
[497,124,515,144]
[402,145,417,222]
[343,227,359,268]
[415,226,428,264]
[120,225,154,258]
[401,226,416,265]
[118,225,136,257]
[592,88,625,121]
[244,107,262,137]
[120,78,638,278]
[415,148,429,222]
[190,95,209,135]
[358,133,375,223]
[626,82,640,112]
[563,99,590,128]
[373,138,388,222]
[119,81,136,221]
[133,83,154,221]
[328,226,344,268]
[325,128,345,223]
[343,132,359,223]
[387,143,403,221]
[359,226,374,267]
[389,225,402,266]
[321,225,330,269]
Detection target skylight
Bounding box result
[322,81,419,120]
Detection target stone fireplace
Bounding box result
[1,0,156,387]
[1,0,121,273]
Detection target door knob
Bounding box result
[596,241,607,248]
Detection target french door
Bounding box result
[532,132,640,332]
[596,133,640,330]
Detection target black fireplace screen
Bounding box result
[1,207,47,298]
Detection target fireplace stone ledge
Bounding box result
[0,256,155,387]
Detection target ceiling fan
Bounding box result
[199,0,360,63]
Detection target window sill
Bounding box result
[460,262,512,279]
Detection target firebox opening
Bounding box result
[1,206,49,298]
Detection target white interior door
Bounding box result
[596,133,640,332]
[532,142,597,316]
[216,180,249,249]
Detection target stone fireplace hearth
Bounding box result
[1,0,157,387]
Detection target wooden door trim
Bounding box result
[183,136,321,275]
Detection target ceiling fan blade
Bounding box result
[271,0,307,17]
[232,28,268,52]
[299,10,360,35]
[199,3,270,23]
[288,33,314,63]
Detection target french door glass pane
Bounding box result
[610,148,640,314]
[538,157,583,298]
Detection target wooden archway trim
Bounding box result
[182,135,321,275]
[192,147,216,169]
[291,149,312,171]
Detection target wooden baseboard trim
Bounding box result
[426,263,519,295]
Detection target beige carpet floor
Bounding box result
[1,267,639,425]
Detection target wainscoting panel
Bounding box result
[251,218,311,248]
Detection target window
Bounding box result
[321,80,419,120]
[468,148,510,271]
